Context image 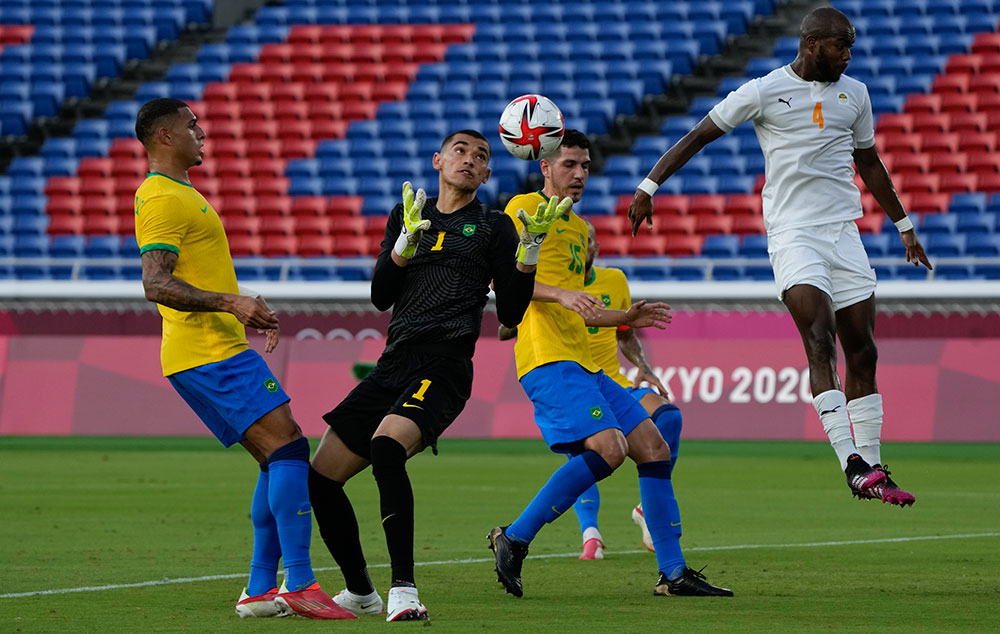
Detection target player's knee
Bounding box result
[369,435,407,476]
[592,438,627,469]
[848,338,878,370]
[805,326,837,361]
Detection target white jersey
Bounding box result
[708,65,876,235]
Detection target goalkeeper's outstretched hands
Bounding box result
[393,181,430,259]
[516,195,572,265]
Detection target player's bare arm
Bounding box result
[616,328,670,397]
[141,249,279,330]
[585,300,671,329]
[629,116,727,236]
[531,281,602,320]
[853,146,932,270]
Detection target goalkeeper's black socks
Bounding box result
[308,466,375,595]
[370,435,416,586]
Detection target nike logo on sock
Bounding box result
[296,508,312,515]
[670,521,682,527]
[382,513,396,524]
[820,405,842,415]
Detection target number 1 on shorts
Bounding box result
[411,379,432,401]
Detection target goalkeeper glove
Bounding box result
[393,181,430,258]
[516,195,572,265]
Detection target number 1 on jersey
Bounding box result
[430,231,446,251]
[813,102,824,129]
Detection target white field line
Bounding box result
[2,531,997,599]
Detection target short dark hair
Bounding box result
[441,129,490,154]
[135,98,189,146]
[558,128,590,153]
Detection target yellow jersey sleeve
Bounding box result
[585,267,633,388]
[504,193,599,379]
[135,173,247,376]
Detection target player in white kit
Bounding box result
[627,7,930,506]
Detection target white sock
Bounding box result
[849,393,883,466]
[813,389,855,470]
[582,526,602,543]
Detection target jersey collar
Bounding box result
[147,172,193,188]
[583,267,596,287]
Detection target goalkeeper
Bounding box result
[307,130,560,622]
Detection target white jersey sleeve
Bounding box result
[852,86,876,149]
[709,80,762,132]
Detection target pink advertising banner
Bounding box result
[0,331,997,442]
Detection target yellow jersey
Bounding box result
[584,266,633,389]
[505,191,599,379]
[134,172,247,376]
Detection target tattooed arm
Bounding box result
[141,249,279,330]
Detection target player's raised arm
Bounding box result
[490,213,537,328]
[140,248,278,330]
[371,182,428,310]
[616,327,670,397]
[629,116,727,236]
[853,146,931,270]
[584,299,672,330]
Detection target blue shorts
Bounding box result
[521,361,649,454]
[627,386,657,401]
[168,349,290,448]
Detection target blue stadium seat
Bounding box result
[966,234,1000,256]
[861,233,890,257]
[84,235,122,258]
[712,265,745,281]
[13,233,49,256]
[957,213,996,235]
[919,214,958,234]
[702,234,739,257]
[925,234,966,257]
[738,234,769,258]
[934,264,975,280]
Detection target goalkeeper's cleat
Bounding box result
[631,505,655,553]
[579,537,605,560]
[857,464,915,507]
[332,588,384,616]
[235,587,285,618]
[385,586,429,622]
[845,453,886,497]
[273,581,357,620]
[654,568,734,597]
[488,525,528,598]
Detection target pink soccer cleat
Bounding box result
[235,587,284,618]
[858,464,916,507]
[274,582,357,620]
[579,537,605,560]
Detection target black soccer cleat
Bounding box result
[845,453,887,498]
[856,464,916,507]
[654,567,734,597]
[487,526,528,598]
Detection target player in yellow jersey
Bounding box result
[133,98,353,621]
[502,218,680,559]
[488,130,732,598]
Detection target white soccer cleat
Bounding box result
[386,586,429,622]
[332,588,384,615]
[632,505,655,553]
[235,587,286,618]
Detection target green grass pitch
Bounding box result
[1,437,998,633]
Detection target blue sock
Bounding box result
[651,404,683,476]
[248,464,281,596]
[507,451,612,544]
[267,437,316,591]
[572,482,601,535]
[637,461,686,579]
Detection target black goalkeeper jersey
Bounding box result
[371,196,534,358]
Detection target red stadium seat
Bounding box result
[319,65,354,87]
[254,177,290,198]
[317,25,351,45]
[111,158,147,180]
[229,63,263,85]
[78,158,113,179]
[859,192,878,214]
[341,101,379,121]
[221,215,261,236]
[364,216,389,239]
[290,44,324,66]
[239,101,275,121]
[380,25,415,46]
[249,158,286,179]
[298,235,335,256]
[332,235,371,256]
[291,196,328,217]
[349,25,385,46]
[262,235,299,256]
[287,63,323,84]
[438,24,476,44]
[630,235,667,256]
[900,172,940,193]
[295,215,332,236]
[83,215,120,234]
[329,216,366,237]
[970,73,1000,95]
[948,112,987,133]
[875,113,913,134]
[109,139,144,159]
[279,139,315,159]
[967,150,1000,174]
[904,94,941,114]
[595,236,630,256]
[113,194,135,217]
[255,195,292,217]
[694,214,733,235]
[385,63,419,84]
[655,215,696,235]
[47,195,82,217]
[919,132,959,154]
[651,195,689,215]
[259,44,294,66]
[945,54,982,75]
[959,130,997,154]
[246,140,282,159]
[310,119,348,140]
[587,215,629,236]
[212,139,248,159]
[971,32,1000,55]
[275,102,309,122]
[664,235,703,256]
[288,25,323,45]
[410,24,445,45]
[976,172,1000,192]
[80,179,115,198]
[219,177,253,198]
[260,216,296,236]
[938,174,977,194]
[910,112,948,134]
[731,215,766,235]
[340,82,375,103]
[724,193,762,215]
[219,196,256,217]
[977,92,1000,112]
[383,44,416,65]
[906,193,950,213]
[876,131,921,154]
[981,53,1000,74]
[44,176,80,197]
[372,81,409,102]
[188,176,220,198]
[47,214,85,235]
[932,74,969,94]
[854,213,882,234]
[308,101,344,120]
[277,120,312,140]
[228,235,263,257]
[687,194,726,216]
[203,83,239,103]
[939,94,977,114]
[244,120,278,141]
[929,154,966,174]
[889,152,930,174]
[215,158,251,179]
[411,43,449,64]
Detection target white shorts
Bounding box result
[767,220,877,311]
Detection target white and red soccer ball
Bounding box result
[498,94,565,161]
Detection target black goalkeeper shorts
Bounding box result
[322,346,473,459]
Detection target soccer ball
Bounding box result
[498,94,565,161]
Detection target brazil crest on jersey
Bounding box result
[505,192,599,379]
[134,172,247,376]
[584,266,633,389]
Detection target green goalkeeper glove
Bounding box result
[516,195,572,265]
[393,181,430,259]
